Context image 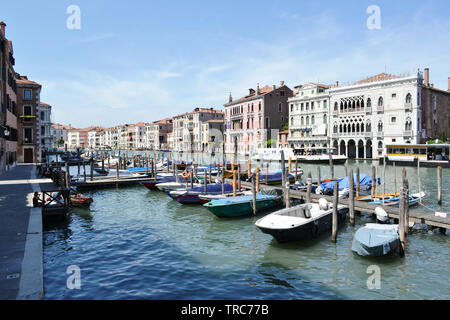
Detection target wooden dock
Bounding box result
[73,176,157,190]
[231,180,450,231]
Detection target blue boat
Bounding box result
[352,224,400,257]
[368,192,425,207]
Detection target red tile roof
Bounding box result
[353,73,399,85]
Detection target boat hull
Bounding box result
[257,207,348,243]
[205,197,281,217]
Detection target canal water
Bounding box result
[43,156,450,299]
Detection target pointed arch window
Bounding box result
[378,97,384,107]
[406,93,412,104]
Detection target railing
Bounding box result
[403,130,413,137]
[376,131,384,139]
[332,110,339,117]
[365,132,373,139]
[365,107,372,114]
[376,105,384,113]
[20,115,36,122]
[331,133,339,138]
[404,103,412,111]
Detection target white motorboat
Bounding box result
[255,198,349,243]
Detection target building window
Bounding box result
[392,93,397,98]
[278,103,282,112]
[378,97,383,107]
[406,93,412,104]
[24,128,33,144]
[311,115,315,125]
[24,89,32,100]
[391,116,396,123]
[323,100,327,108]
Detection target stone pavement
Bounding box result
[0,164,54,299]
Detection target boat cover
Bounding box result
[351,224,399,256]
[319,173,378,192]
[189,183,234,194]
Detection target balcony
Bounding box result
[404,103,412,111]
[364,132,373,139]
[365,107,372,114]
[332,110,339,117]
[403,130,413,138]
[376,131,384,139]
[20,115,36,123]
[376,105,384,113]
[331,133,339,138]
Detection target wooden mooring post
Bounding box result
[232,169,237,196]
[417,160,422,205]
[90,159,94,181]
[306,172,312,204]
[285,172,290,208]
[331,181,339,243]
[252,174,257,215]
[256,168,260,193]
[329,153,334,179]
[371,165,376,198]
[281,151,286,206]
[356,167,360,197]
[348,169,355,226]
[437,166,442,205]
[317,166,321,185]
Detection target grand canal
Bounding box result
[43,156,450,299]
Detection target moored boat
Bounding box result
[203,193,282,217]
[368,192,425,207]
[352,223,400,257]
[170,184,234,204]
[254,199,348,243]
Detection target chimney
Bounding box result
[228,92,232,103]
[280,81,285,86]
[424,68,429,86]
[448,77,450,91]
[0,21,5,37]
[256,83,260,95]
[336,81,339,87]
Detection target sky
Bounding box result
[1,0,449,128]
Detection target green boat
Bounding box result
[203,193,282,218]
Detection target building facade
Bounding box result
[16,76,42,163]
[201,119,224,152]
[0,22,18,172]
[329,72,423,159]
[145,118,173,150]
[287,83,331,154]
[224,82,293,154]
[172,108,224,152]
[39,102,53,157]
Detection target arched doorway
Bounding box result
[340,140,346,155]
[347,140,356,159]
[366,140,373,159]
[357,140,365,158]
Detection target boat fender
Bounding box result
[375,207,389,223]
[319,198,328,210]
[181,170,192,179]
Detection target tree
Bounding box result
[265,139,276,148]
[282,122,289,131]
[442,131,447,142]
